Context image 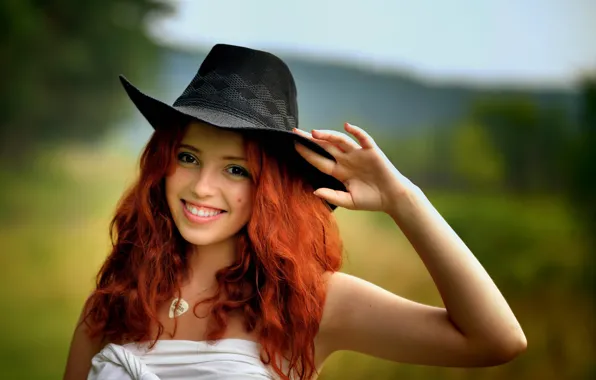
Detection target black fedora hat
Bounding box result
[119,43,346,210]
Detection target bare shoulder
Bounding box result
[63,296,104,380]
[315,271,519,367]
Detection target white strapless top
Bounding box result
[88,339,282,379]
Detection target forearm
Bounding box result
[386,186,526,352]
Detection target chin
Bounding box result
[175,219,246,247]
[178,228,227,247]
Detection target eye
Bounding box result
[178,152,198,165]
[226,165,250,178]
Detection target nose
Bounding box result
[191,166,218,199]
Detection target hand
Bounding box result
[293,123,417,212]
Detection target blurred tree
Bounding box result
[569,75,596,224]
[376,128,437,187]
[0,0,171,162]
[450,121,504,191]
[565,74,596,295]
[469,96,570,193]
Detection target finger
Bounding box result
[292,127,314,139]
[292,128,343,158]
[313,188,355,210]
[344,123,376,149]
[311,129,360,152]
[294,142,336,175]
[293,127,351,153]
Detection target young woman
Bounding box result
[63,44,526,380]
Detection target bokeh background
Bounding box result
[1,0,595,379]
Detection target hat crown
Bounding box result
[173,44,298,131]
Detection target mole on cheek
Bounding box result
[236,198,243,204]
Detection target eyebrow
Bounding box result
[179,143,246,161]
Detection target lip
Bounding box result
[181,200,226,225]
[183,200,224,212]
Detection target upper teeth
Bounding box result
[185,203,222,217]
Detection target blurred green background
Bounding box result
[1,1,594,379]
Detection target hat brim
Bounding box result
[119,75,346,211]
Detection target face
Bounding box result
[165,121,254,247]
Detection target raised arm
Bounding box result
[318,188,526,366]
[294,124,526,367]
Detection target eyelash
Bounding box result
[177,152,250,178]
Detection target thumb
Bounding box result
[314,188,355,210]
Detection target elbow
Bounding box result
[482,332,528,366]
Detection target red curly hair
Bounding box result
[83,122,343,380]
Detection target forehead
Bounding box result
[181,120,244,153]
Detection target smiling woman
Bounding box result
[63,44,526,380]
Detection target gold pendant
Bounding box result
[168,298,189,318]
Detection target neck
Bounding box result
[185,235,240,285]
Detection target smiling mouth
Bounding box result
[182,200,226,218]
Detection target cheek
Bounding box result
[232,184,254,212]
[167,167,191,187]
[235,196,251,211]
[165,169,192,202]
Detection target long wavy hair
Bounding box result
[83,121,343,380]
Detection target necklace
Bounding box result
[168,298,189,318]
[168,284,216,319]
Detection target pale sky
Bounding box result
[150,0,596,86]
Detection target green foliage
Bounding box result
[451,121,504,190]
[0,0,171,161]
[469,96,572,193]
[564,74,596,293]
[377,129,434,174]
[431,193,587,293]
[377,127,448,188]
[566,75,596,221]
